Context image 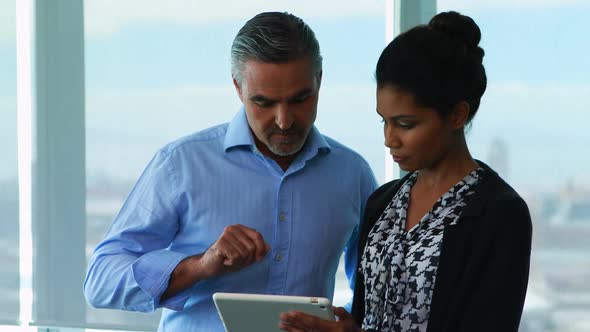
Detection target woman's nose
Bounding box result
[384,126,401,148]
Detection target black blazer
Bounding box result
[351,162,532,332]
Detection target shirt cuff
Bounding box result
[132,249,190,311]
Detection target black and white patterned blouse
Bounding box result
[360,168,484,332]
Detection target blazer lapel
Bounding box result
[427,161,498,332]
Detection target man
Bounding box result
[84,11,377,331]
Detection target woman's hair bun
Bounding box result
[375,10,487,123]
[429,11,481,49]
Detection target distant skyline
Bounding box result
[1,0,589,192]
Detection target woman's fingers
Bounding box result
[280,311,335,331]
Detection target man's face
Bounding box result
[234,57,321,158]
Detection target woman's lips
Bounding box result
[391,154,407,163]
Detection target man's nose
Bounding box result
[275,104,294,130]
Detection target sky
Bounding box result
[1,0,590,193]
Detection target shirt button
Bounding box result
[274,254,282,262]
[279,213,286,222]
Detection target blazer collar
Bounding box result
[462,160,499,217]
[389,160,499,218]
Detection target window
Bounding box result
[437,1,590,331]
[14,1,583,331]
[0,0,19,325]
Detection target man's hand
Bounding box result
[279,307,363,332]
[161,224,269,301]
[199,224,270,278]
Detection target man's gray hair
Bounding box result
[231,12,323,85]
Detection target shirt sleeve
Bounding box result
[342,161,378,312]
[84,148,191,312]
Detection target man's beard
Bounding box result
[264,126,307,156]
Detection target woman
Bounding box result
[280,11,532,332]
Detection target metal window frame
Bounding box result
[17,0,86,331]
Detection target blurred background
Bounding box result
[1,0,589,331]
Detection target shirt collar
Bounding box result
[224,106,331,158]
[223,106,256,151]
[302,125,331,158]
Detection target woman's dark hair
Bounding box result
[376,11,487,123]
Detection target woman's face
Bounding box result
[376,85,458,172]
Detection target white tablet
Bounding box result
[213,292,335,332]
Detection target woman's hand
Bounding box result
[279,306,363,332]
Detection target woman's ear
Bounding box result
[450,101,470,130]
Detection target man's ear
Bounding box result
[316,70,323,89]
[233,77,244,102]
[450,101,470,130]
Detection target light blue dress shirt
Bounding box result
[84,108,377,331]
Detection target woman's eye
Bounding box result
[398,122,414,129]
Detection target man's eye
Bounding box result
[254,101,272,108]
[292,96,309,104]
